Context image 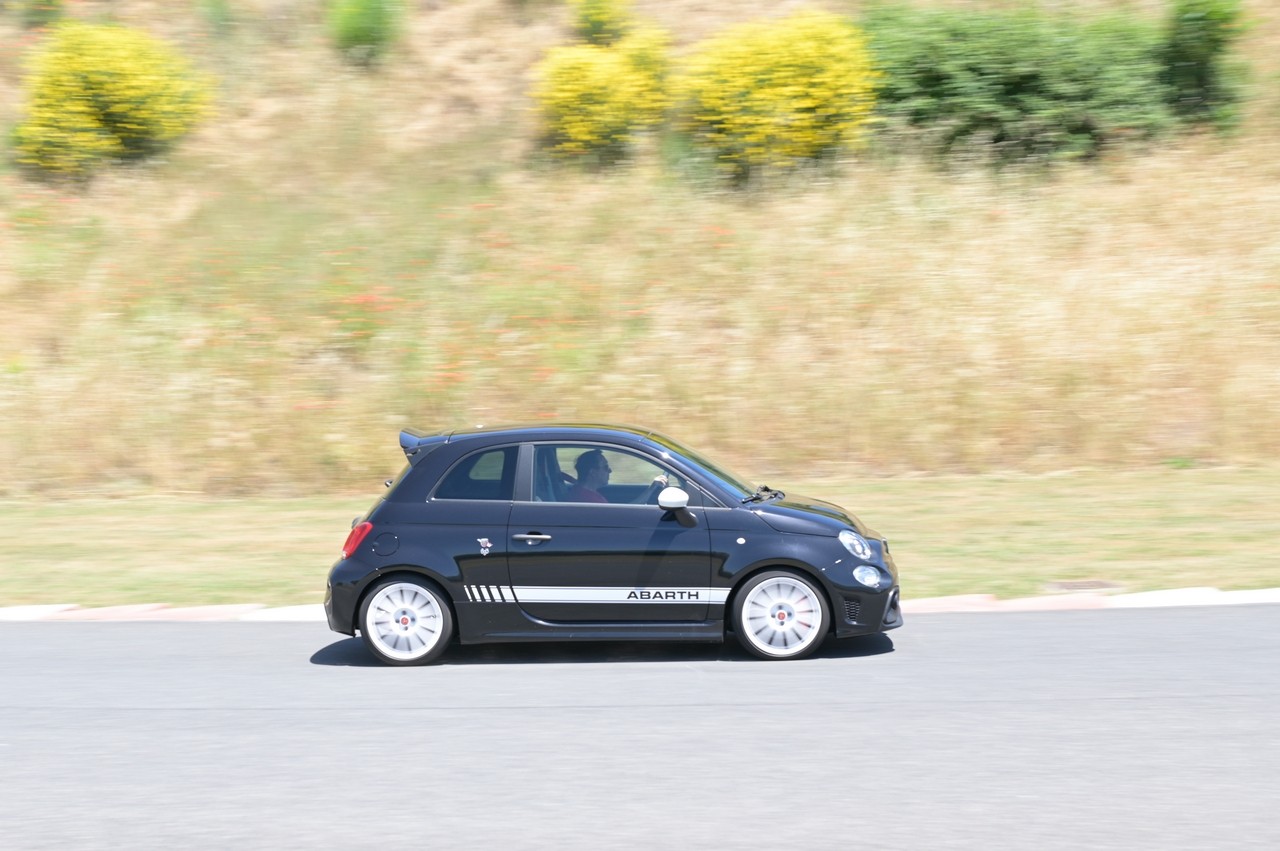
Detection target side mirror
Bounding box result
[657,487,689,510]
[658,487,697,528]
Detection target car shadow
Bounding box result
[309,637,385,667]
[309,633,894,667]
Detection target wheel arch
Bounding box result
[724,562,837,637]
[354,567,458,637]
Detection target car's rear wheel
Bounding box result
[732,570,829,660]
[359,578,454,666]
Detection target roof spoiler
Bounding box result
[399,429,448,464]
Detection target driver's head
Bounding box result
[575,449,609,484]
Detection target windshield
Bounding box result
[645,432,757,497]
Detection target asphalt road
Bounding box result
[1,607,1277,850]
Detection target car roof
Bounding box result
[419,422,657,441]
[400,423,671,461]
[461,422,656,440]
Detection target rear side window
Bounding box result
[433,447,517,501]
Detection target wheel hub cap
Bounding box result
[365,582,445,663]
[742,576,824,657]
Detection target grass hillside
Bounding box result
[2,0,1279,496]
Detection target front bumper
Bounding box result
[831,585,902,638]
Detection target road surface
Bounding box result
[1,607,1277,849]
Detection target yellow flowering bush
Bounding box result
[677,10,879,181]
[613,26,671,126]
[532,26,670,162]
[13,22,211,177]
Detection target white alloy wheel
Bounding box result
[733,571,830,660]
[359,579,454,666]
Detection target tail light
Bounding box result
[342,522,374,559]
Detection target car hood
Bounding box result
[753,493,876,538]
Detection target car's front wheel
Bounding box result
[359,578,454,666]
[732,570,830,660]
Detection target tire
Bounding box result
[358,578,454,666]
[731,570,830,660]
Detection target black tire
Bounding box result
[358,577,454,666]
[731,570,830,660]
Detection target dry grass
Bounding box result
[1,1,1279,495]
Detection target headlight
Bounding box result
[853,565,881,588]
[839,530,873,560]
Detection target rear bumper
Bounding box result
[324,559,363,636]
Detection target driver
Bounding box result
[567,449,610,503]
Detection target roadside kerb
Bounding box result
[902,587,1280,613]
[0,604,80,621]
[237,604,326,622]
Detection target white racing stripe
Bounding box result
[511,587,730,604]
[459,585,730,605]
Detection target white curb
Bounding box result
[1206,588,1280,606]
[0,604,80,621]
[236,604,327,622]
[1103,587,1225,608]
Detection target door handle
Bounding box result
[512,533,552,544]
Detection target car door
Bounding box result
[508,443,713,622]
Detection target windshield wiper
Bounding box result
[742,484,785,503]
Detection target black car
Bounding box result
[324,424,902,665]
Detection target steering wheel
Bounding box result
[638,474,669,505]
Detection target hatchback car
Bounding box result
[324,424,902,665]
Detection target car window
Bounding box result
[645,432,756,498]
[433,447,517,501]
[536,444,694,505]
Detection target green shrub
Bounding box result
[19,0,63,29]
[199,0,236,38]
[569,0,631,46]
[865,4,1174,163]
[1162,0,1245,127]
[532,26,670,163]
[675,10,879,182]
[12,22,212,178]
[328,0,402,66]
